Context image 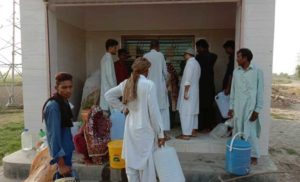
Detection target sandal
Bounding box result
[164,135,171,141]
[175,135,190,140]
[192,130,198,137]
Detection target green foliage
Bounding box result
[272,73,293,84]
[283,148,299,156]
[296,65,300,79]
[271,113,293,120]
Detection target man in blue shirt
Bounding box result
[43,72,75,177]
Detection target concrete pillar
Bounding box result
[20,0,49,136]
[240,0,276,155]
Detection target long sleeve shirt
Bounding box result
[229,64,264,137]
[177,57,201,115]
[100,52,117,110]
[104,75,164,169]
[143,49,169,109]
[44,100,75,164]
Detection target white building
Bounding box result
[20,0,275,156]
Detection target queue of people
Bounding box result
[42,37,264,181]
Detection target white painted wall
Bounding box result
[53,3,236,31]
[52,20,86,118]
[20,0,49,136]
[21,0,275,156]
[239,0,275,155]
[85,29,235,92]
[48,10,87,118]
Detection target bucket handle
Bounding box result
[229,132,246,152]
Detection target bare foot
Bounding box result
[176,135,190,140]
[251,157,258,165]
[192,130,198,137]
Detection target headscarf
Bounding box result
[122,57,151,104]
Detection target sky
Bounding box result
[0,0,300,75]
[0,0,22,76]
[273,0,300,74]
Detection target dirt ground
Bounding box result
[269,81,300,181]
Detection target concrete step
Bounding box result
[166,131,227,153]
[0,167,21,182]
[3,149,277,182]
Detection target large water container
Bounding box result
[110,110,125,140]
[225,132,251,176]
[154,145,185,182]
[21,129,33,151]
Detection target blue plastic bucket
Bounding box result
[225,132,251,176]
[110,110,126,140]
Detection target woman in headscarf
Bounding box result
[105,57,165,182]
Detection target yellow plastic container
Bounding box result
[108,140,125,169]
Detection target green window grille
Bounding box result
[122,35,195,74]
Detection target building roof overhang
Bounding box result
[46,0,238,6]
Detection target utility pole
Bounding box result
[0,0,22,107]
[6,0,17,107]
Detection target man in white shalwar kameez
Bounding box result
[100,39,119,111]
[177,48,201,140]
[105,57,165,182]
[144,40,170,136]
[228,48,264,165]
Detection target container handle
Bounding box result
[229,132,245,152]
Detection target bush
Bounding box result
[296,65,300,79]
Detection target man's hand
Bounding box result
[158,138,165,148]
[184,91,189,100]
[184,85,190,100]
[250,111,259,122]
[228,110,234,119]
[57,158,71,176]
[122,108,129,116]
[224,88,230,96]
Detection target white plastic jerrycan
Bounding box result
[154,145,185,182]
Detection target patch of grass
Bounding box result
[0,75,23,86]
[0,108,24,165]
[272,73,294,84]
[282,148,299,156]
[269,147,283,154]
[271,113,294,120]
[272,79,293,84]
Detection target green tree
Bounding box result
[296,65,300,79]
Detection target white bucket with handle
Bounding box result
[154,145,185,182]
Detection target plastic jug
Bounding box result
[209,123,228,139]
[225,132,251,176]
[39,129,46,138]
[21,129,33,151]
[154,145,185,182]
[215,91,230,118]
[110,110,125,140]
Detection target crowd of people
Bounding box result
[42,38,264,181]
